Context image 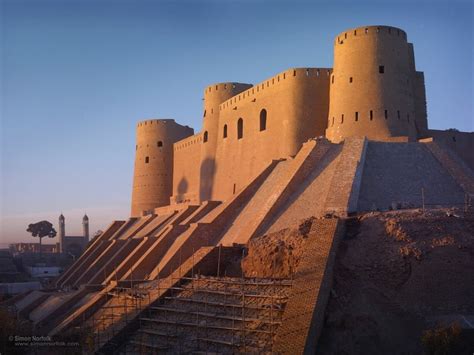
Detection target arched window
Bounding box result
[237,118,243,139]
[145,156,149,164]
[203,131,208,143]
[223,124,228,138]
[259,109,267,131]
[157,141,163,147]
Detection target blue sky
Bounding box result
[1,0,472,244]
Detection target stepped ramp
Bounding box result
[73,240,127,287]
[116,214,155,240]
[273,218,344,354]
[120,225,189,281]
[102,237,155,284]
[220,139,331,246]
[55,220,125,287]
[357,141,466,212]
[265,143,343,234]
[133,212,176,238]
[58,239,114,288]
[88,238,143,285]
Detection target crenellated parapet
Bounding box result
[219,68,332,113]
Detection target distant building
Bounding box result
[9,242,59,255]
[59,214,90,257]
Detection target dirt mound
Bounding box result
[242,217,316,278]
[317,208,474,354]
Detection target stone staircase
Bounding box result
[119,276,292,354]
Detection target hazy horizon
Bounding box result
[1,0,472,245]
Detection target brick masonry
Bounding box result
[273,218,345,354]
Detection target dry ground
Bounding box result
[317,208,474,354]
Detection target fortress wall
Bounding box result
[131,119,193,217]
[211,68,331,201]
[428,130,474,170]
[413,71,428,134]
[326,25,418,142]
[200,82,253,201]
[172,133,203,204]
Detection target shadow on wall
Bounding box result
[177,177,189,195]
[200,158,216,201]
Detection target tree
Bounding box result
[26,220,57,258]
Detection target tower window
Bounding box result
[349,77,353,83]
[355,112,359,121]
[332,117,335,126]
[341,114,344,124]
[379,66,385,74]
[260,109,267,131]
[145,156,149,164]
[384,110,388,119]
[237,118,243,139]
[223,124,228,138]
[397,110,401,119]
[157,141,163,147]
[332,75,334,84]
[203,131,208,143]
[370,110,373,120]
[203,110,206,117]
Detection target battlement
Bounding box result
[218,67,332,112]
[174,133,203,152]
[136,119,177,128]
[335,25,407,45]
[204,82,253,96]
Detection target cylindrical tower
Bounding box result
[58,214,65,253]
[199,82,252,201]
[131,119,193,217]
[82,214,89,243]
[326,25,418,143]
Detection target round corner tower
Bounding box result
[199,82,252,201]
[326,25,418,143]
[131,119,193,217]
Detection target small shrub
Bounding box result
[421,323,462,355]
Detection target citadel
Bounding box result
[5,25,474,354]
[131,25,472,217]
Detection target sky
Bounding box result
[1,0,472,245]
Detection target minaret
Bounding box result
[59,214,65,253]
[83,214,89,243]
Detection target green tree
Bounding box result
[26,220,57,258]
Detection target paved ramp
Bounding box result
[358,142,466,211]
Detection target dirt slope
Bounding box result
[317,209,474,354]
